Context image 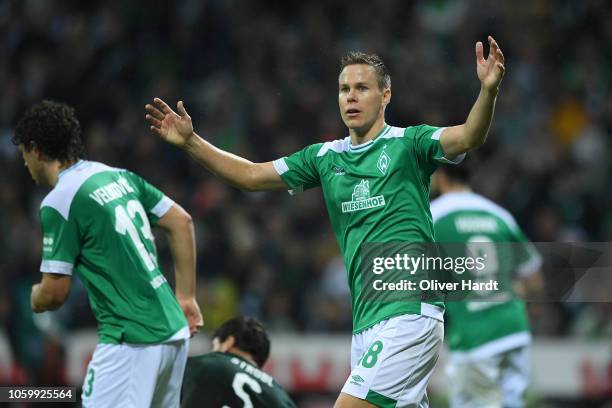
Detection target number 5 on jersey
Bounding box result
[222,372,262,408]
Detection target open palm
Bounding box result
[145,98,194,147]
[476,36,506,91]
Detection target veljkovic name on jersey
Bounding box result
[89,177,135,206]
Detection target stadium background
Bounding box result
[1,0,612,406]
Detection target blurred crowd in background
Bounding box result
[1,0,612,387]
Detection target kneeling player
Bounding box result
[181,316,296,408]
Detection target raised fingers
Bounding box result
[145,103,165,121]
[153,97,174,114]
[475,41,485,63]
[176,100,189,117]
[145,113,162,129]
[149,125,163,137]
[488,36,504,61]
[496,49,505,65]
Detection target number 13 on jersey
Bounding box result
[114,200,157,272]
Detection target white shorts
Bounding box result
[341,314,444,408]
[81,338,189,408]
[446,346,530,408]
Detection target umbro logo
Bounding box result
[350,374,365,387]
[332,165,346,176]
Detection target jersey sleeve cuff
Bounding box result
[272,158,289,175]
[40,260,74,275]
[151,196,174,218]
[432,127,467,165]
[438,152,466,165]
[272,158,303,195]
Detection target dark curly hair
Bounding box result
[212,316,270,368]
[12,100,85,163]
[340,51,391,90]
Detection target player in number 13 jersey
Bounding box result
[13,101,203,407]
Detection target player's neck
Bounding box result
[49,159,78,187]
[349,117,386,146]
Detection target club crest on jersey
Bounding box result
[341,179,386,213]
[377,149,391,174]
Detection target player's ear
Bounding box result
[216,335,236,352]
[382,87,391,107]
[225,335,236,350]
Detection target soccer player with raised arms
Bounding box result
[146,36,505,407]
[14,101,203,407]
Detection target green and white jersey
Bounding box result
[430,191,542,359]
[273,124,464,333]
[181,352,296,408]
[39,160,188,344]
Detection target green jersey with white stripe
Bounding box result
[273,124,463,333]
[39,160,188,344]
[430,191,542,355]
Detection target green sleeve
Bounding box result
[272,143,323,193]
[125,171,174,226]
[409,125,465,174]
[39,207,80,275]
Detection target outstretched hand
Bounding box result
[145,98,194,147]
[476,36,505,92]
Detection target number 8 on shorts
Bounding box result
[359,341,384,368]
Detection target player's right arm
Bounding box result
[34,205,79,313]
[145,98,287,192]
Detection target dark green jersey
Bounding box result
[181,352,296,408]
[273,124,464,333]
[39,160,188,344]
[431,191,542,356]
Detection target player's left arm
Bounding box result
[439,36,506,158]
[31,273,72,313]
[156,203,203,336]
